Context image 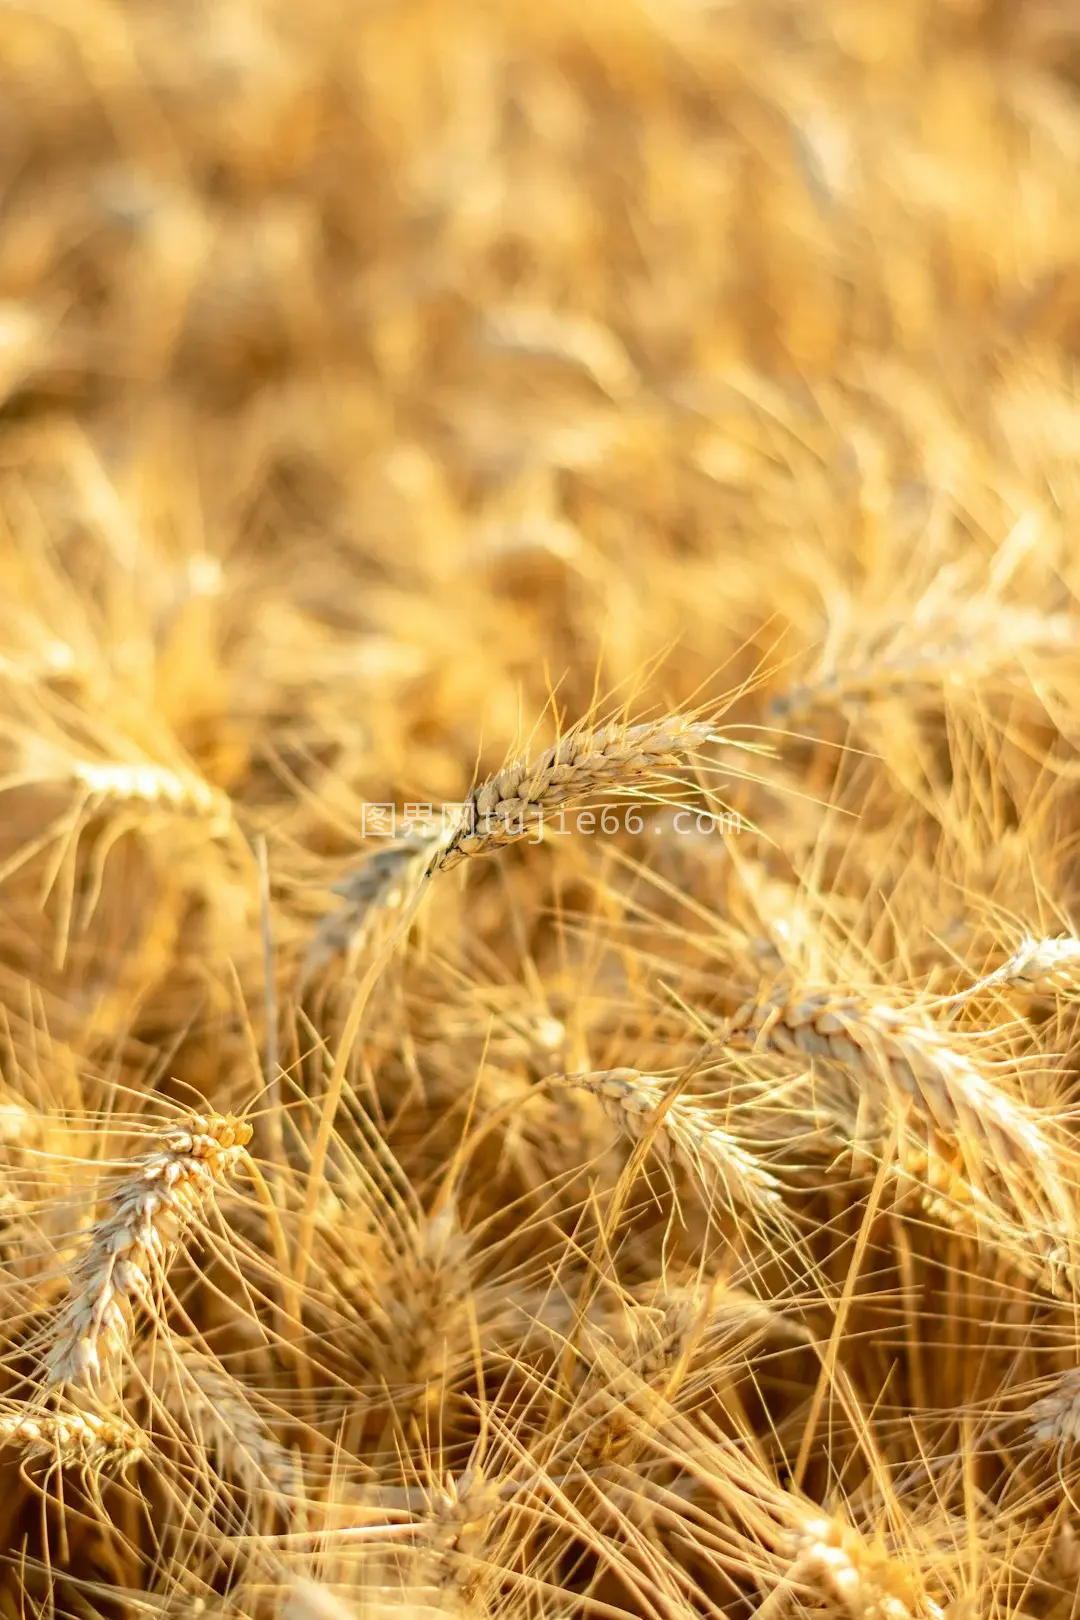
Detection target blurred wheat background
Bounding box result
[4,0,1080,1615]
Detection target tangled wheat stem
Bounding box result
[40,1114,252,1389]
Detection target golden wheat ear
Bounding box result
[554,1066,787,1230]
[38,1114,252,1389]
[722,986,1077,1256]
[432,712,717,871]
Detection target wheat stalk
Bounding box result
[40,1115,252,1388]
[433,714,713,871]
[555,1067,784,1226]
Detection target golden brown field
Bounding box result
[4,0,1080,1614]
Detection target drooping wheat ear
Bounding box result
[768,602,1075,725]
[302,827,440,981]
[1028,1367,1080,1451]
[0,1405,144,1471]
[146,1341,297,1499]
[72,759,233,833]
[41,1115,252,1389]
[772,1513,943,1620]
[723,989,1073,1236]
[555,1068,784,1226]
[942,935,1080,1004]
[433,714,713,871]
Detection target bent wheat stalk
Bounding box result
[40,1115,252,1388]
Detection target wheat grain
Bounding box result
[555,1067,783,1225]
[434,715,713,871]
[41,1115,252,1388]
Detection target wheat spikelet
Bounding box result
[0,1404,144,1470]
[1028,1368,1080,1450]
[40,1114,252,1388]
[946,935,1080,1003]
[434,715,713,871]
[555,1067,784,1226]
[723,989,1072,1237]
[146,1341,297,1499]
[303,829,440,980]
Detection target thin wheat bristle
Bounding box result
[435,715,713,870]
[556,1067,784,1224]
[40,1115,252,1388]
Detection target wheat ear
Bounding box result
[724,989,1072,1232]
[0,1405,144,1471]
[41,1114,252,1388]
[1028,1367,1080,1452]
[941,935,1080,1004]
[556,1068,784,1226]
[302,828,440,981]
[434,714,713,870]
[772,1513,943,1620]
[146,1341,297,1499]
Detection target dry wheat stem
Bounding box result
[40,1114,252,1388]
[556,1067,783,1225]
[723,989,1073,1234]
[433,715,713,871]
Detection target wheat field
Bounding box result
[3,0,1080,1614]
